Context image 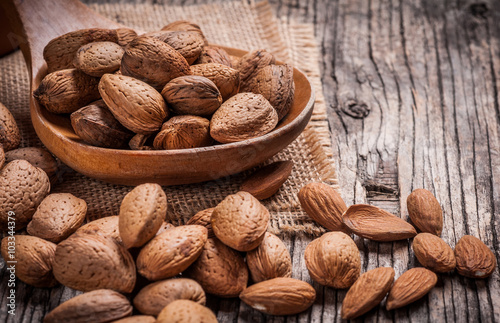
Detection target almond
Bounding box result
[342,267,395,319]
[74,41,124,77]
[412,233,456,273]
[0,101,20,151]
[343,204,417,241]
[0,160,50,230]
[246,232,292,283]
[211,191,269,251]
[191,63,240,101]
[136,225,208,281]
[156,300,217,323]
[120,35,191,90]
[0,145,4,169]
[239,277,316,315]
[298,182,349,233]
[186,207,215,237]
[99,74,169,134]
[76,216,121,244]
[134,278,206,316]
[156,221,175,235]
[210,92,278,143]
[185,237,248,297]
[145,30,205,65]
[386,268,437,310]
[119,183,167,249]
[237,49,276,92]
[304,232,360,288]
[27,193,87,243]
[34,68,101,114]
[1,235,57,287]
[454,235,497,278]
[241,160,293,200]
[4,147,59,184]
[53,233,136,293]
[195,45,233,67]
[43,289,132,323]
[112,316,156,323]
[129,133,154,150]
[161,20,207,44]
[407,188,443,236]
[153,115,212,150]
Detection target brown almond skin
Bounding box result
[43,28,136,72]
[195,46,233,67]
[342,267,395,319]
[298,182,349,233]
[407,188,443,236]
[304,232,361,288]
[210,93,278,143]
[134,278,206,316]
[71,100,134,149]
[0,160,51,230]
[161,75,222,116]
[239,277,316,316]
[386,268,438,310]
[43,289,132,323]
[27,193,87,243]
[53,233,136,293]
[0,102,20,151]
[237,49,276,92]
[99,74,169,134]
[145,30,205,65]
[74,41,124,77]
[412,233,456,273]
[34,68,100,114]
[185,237,248,297]
[246,232,292,283]
[241,161,293,200]
[4,147,59,184]
[120,35,192,90]
[211,191,269,251]
[136,225,208,281]
[186,208,215,237]
[343,204,417,241]
[245,64,295,121]
[119,183,167,249]
[156,300,217,323]
[154,115,212,150]
[191,63,240,101]
[454,235,497,278]
[112,316,156,323]
[76,216,122,244]
[1,235,57,287]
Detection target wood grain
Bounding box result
[0,0,499,322]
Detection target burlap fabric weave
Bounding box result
[0,0,337,236]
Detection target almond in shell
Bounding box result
[454,235,497,278]
[241,160,293,200]
[161,20,207,44]
[145,30,205,65]
[342,267,395,319]
[134,278,206,316]
[53,233,136,293]
[298,182,349,233]
[76,215,121,244]
[239,277,316,315]
[1,235,57,287]
[186,208,215,237]
[156,300,217,323]
[119,183,167,249]
[237,49,276,92]
[343,204,417,241]
[191,63,240,101]
[112,316,156,323]
[304,231,361,288]
[74,41,124,77]
[43,289,132,323]
[412,233,456,273]
[4,147,59,184]
[195,45,233,67]
[154,115,211,150]
[211,191,269,251]
[407,188,443,236]
[136,225,208,281]
[0,101,20,151]
[386,268,437,310]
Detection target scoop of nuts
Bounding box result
[34,21,295,150]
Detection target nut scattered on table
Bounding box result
[412,233,456,273]
[407,188,443,236]
[454,235,497,279]
[386,267,438,311]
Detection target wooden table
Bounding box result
[1,0,499,322]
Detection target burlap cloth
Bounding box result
[0,0,337,236]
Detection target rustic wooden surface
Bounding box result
[1,0,499,322]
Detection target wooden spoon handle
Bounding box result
[1,0,122,79]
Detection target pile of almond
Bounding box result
[34,21,295,150]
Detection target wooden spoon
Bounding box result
[1,0,315,186]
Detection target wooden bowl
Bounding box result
[3,0,314,186]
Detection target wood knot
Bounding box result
[468,3,488,19]
[342,100,370,119]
